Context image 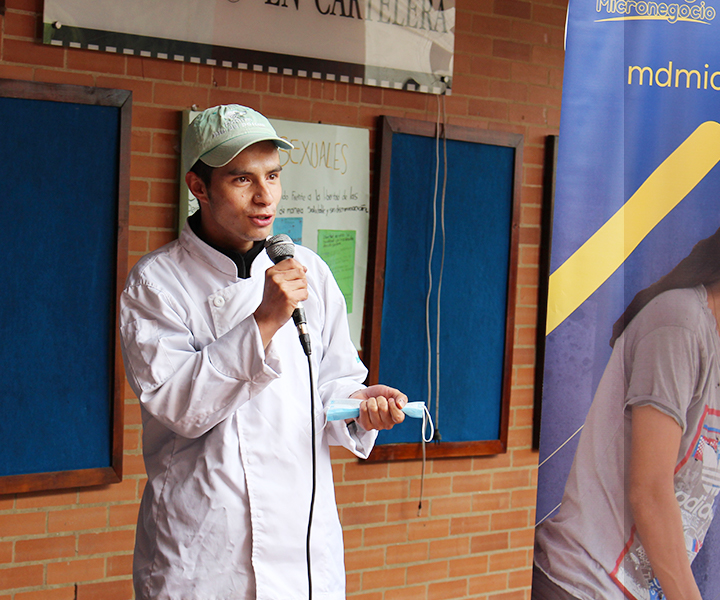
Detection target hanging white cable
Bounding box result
[425,97,442,418]
[419,95,443,517]
[434,94,448,434]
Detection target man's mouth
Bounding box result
[249,214,274,226]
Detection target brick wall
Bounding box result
[0,0,566,597]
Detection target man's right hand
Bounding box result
[254,258,308,348]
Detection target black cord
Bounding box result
[305,352,316,600]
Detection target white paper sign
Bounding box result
[44,0,454,93]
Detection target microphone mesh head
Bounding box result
[265,234,295,263]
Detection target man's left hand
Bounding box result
[350,385,407,431]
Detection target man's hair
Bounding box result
[189,159,215,188]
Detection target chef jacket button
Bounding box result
[213,296,225,308]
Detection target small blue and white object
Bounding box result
[327,399,435,442]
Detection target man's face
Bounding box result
[188,140,283,253]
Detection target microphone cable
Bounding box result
[305,352,316,600]
[263,234,317,599]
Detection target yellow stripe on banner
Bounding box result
[546,121,720,335]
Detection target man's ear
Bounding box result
[186,171,209,206]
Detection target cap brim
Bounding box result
[200,136,294,168]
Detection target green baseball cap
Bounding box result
[182,104,293,175]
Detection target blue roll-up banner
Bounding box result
[536,0,720,597]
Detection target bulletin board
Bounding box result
[364,116,522,461]
[0,79,131,495]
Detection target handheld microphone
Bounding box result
[265,234,312,356]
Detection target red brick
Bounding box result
[469,98,509,121]
[407,559,448,584]
[0,564,44,589]
[488,548,530,572]
[386,541,428,565]
[471,531,510,554]
[473,491,511,512]
[67,48,127,75]
[0,542,12,564]
[3,39,64,68]
[430,495,473,516]
[451,514,491,536]
[362,566,406,590]
[132,105,181,131]
[408,475,453,498]
[449,554,489,578]
[344,548,385,572]
[109,503,139,531]
[0,512,46,537]
[48,507,106,533]
[153,82,206,108]
[152,132,179,157]
[127,56,184,81]
[534,3,568,27]
[5,0,41,9]
[132,130,152,154]
[76,579,134,600]
[78,530,135,555]
[150,181,180,205]
[363,523,408,547]
[365,480,409,502]
[129,204,177,230]
[385,585,427,600]
[428,578,468,600]
[494,39,533,62]
[494,0,532,19]
[341,504,387,527]
[429,536,470,559]
[149,230,178,251]
[493,468,532,490]
[473,14,513,37]
[334,483,366,505]
[510,526,536,549]
[3,10,37,37]
[343,461,390,482]
[469,571,509,595]
[122,453,147,477]
[343,527,363,550]
[15,588,76,600]
[131,154,178,180]
[349,588,382,600]
[512,62,551,86]
[387,501,423,523]
[0,64,35,80]
[47,558,105,585]
[407,518,450,541]
[16,536,76,562]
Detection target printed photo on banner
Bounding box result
[534,1,720,598]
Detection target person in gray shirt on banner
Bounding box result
[533,227,720,600]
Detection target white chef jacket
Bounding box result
[119,222,376,600]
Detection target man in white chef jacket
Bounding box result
[119,104,407,600]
